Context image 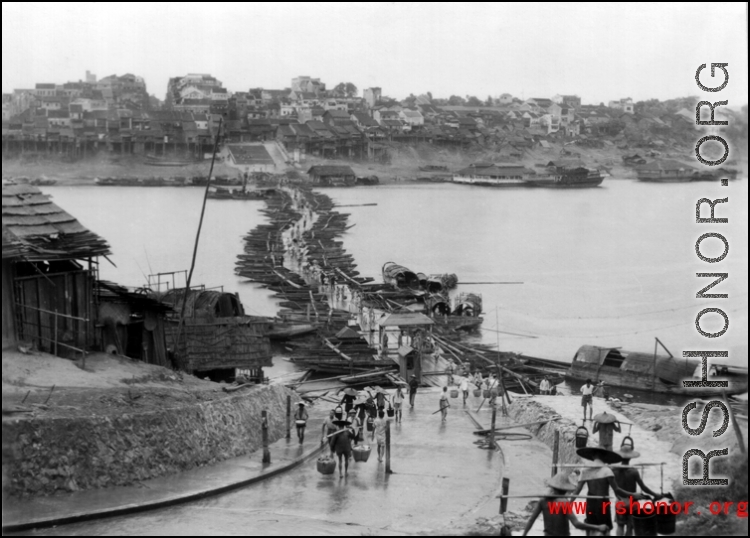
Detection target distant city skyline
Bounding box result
[2,3,748,106]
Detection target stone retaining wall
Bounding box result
[507,398,584,467]
[3,385,297,497]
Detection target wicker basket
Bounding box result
[450,389,459,398]
[352,445,372,462]
[317,456,337,475]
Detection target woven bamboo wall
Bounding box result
[165,317,271,372]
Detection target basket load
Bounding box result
[352,445,372,462]
[317,456,337,475]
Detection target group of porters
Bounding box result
[314,386,400,478]
[520,437,677,536]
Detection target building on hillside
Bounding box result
[552,94,581,107]
[291,76,325,95]
[498,93,514,105]
[322,109,352,129]
[399,109,424,128]
[2,181,111,353]
[608,98,634,114]
[165,74,223,110]
[351,112,379,129]
[363,87,382,109]
[526,97,553,109]
[33,83,57,98]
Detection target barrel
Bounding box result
[632,507,657,536]
[575,425,589,449]
[656,493,677,535]
[450,389,459,398]
[316,456,337,475]
[473,389,482,397]
[352,445,372,462]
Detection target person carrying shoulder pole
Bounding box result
[439,386,450,421]
[522,471,610,536]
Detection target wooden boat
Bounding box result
[690,168,740,182]
[635,160,700,182]
[418,165,449,172]
[523,166,604,188]
[208,187,278,200]
[566,345,748,396]
[452,292,482,316]
[382,262,420,290]
[452,163,529,187]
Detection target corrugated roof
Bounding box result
[2,181,111,260]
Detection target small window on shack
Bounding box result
[602,349,626,369]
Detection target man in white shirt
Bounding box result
[539,376,551,395]
[580,379,595,421]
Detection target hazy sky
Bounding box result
[2,2,748,105]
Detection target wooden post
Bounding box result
[385,419,392,474]
[490,406,497,450]
[262,410,271,463]
[551,430,560,477]
[499,477,510,514]
[286,395,291,440]
[53,309,58,357]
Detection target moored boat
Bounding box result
[382,262,421,290]
[452,162,530,187]
[566,345,748,396]
[635,159,701,182]
[523,165,604,188]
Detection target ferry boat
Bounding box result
[452,162,530,187]
[523,165,604,188]
[635,159,700,182]
[566,344,748,396]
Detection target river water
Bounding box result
[46,178,748,369]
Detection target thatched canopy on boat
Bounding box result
[378,312,435,327]
[382,261,420,290]
[417,272,444,293]
[572,345,697,384]
[425,294,450,316]
[452,292,482,316]
[157,289,245,320]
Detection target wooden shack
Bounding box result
[157,289,272,377]
[96,280,172,367]
[2,181,111,355]
[307,165,356,187]
[377,312,435,383]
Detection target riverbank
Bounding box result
[2,142,664,188]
